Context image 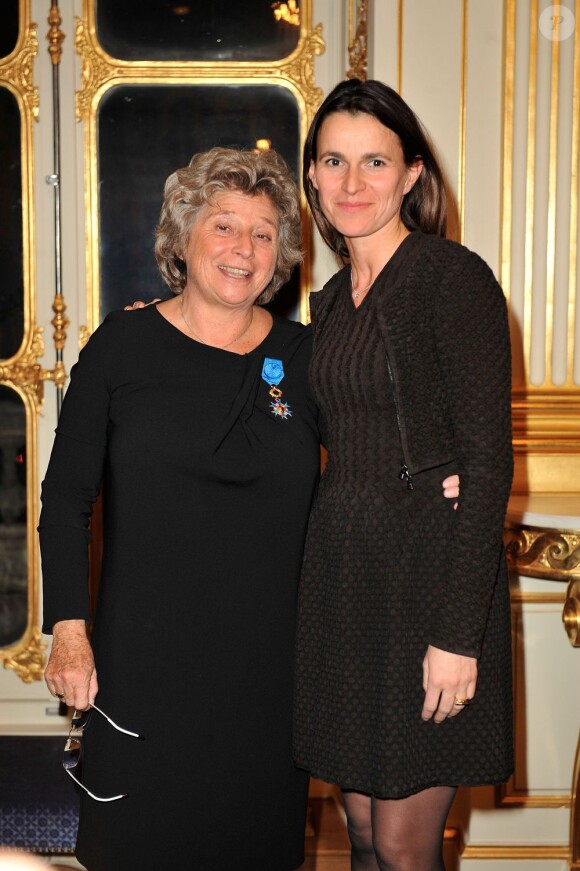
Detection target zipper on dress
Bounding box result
[399,462,414,491]
[386,357,414,491]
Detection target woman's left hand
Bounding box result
[421,644,477,723]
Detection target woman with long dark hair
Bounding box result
[294,79,513,871]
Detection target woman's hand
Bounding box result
[442,474,459,509]
[421,644,477,724]
[44,619,98,711]
[123,299,161,310]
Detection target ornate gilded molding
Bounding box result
[79,325,91,351]
[572,728,580,869]
[347,0,368,81]
[3,628,46,684]
[504,522,580,582]
[284,25,325,118]
[75,18,114,123]
[500,0,580,492]
[0,329,45,413]
[75,0,325,334]
[47,4,65,66]
[51,293,69,354]
[0,23,40,120]
[75,10,325,125]
[564,577,580,647]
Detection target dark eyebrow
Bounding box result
[318,150,393,163]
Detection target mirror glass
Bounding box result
[0,386,27,648]
[96,0,301,62]
[97,83,301,320]
[0,85,24,359]
[0,1,19,59]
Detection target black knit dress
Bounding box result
[293,232,514,799]
[40,306,321,871]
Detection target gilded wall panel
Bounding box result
[76,0,324,332]
[0,0,47,682]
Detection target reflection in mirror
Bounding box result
[0,386,27,648]
[97,84,301,320]
[0,85,24,360]
[0,0,19,59]
[96,0,301,62]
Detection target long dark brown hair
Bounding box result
[304,79,447,260]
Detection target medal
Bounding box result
[261,358,292,420]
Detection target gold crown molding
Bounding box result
[347,0,368,81]
[47,4,65,67]
[0,24,40,121]
[504,522,580,582]
[3,627,46,684]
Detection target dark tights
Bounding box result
[342,785,456,871]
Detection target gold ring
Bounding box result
[55,692,65,699]
[453,697,470,706]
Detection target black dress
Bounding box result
[39,305,321,871]
[293,233,514,799]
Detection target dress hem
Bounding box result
[293,762,514,801]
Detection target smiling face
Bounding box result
[180,190,280,310]
[309,111,423,247]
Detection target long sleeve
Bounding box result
[428,251,513,658]
[39,314,119,633]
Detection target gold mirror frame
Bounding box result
[0,0,46,682]
[76,0,325,332]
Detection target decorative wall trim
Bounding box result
[445,826,569,859]
[500,0,580,490]
[346,0,367,80]
[504,522,580,582]
[74,0,325,333]
[0,1,47,682]
[457,0,468,243]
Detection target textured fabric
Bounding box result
[39,306,321,871]
[0,737,79,853]
[294,231,514,799]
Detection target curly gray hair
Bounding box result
[155,147,302,304]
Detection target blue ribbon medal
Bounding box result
[261,358,292,420]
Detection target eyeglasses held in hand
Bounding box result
[63,702,141,802]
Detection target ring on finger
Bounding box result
[453,697,470,707]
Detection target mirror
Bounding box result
[0,0,18,60]
[97,83,301,319]
[96,0,301,62]
[0,385,27,648]
[0,85,24,360]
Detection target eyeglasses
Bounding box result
[63,702,141,802]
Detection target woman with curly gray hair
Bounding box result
[39,147,321,870]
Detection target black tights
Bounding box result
[342,785,456,871]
